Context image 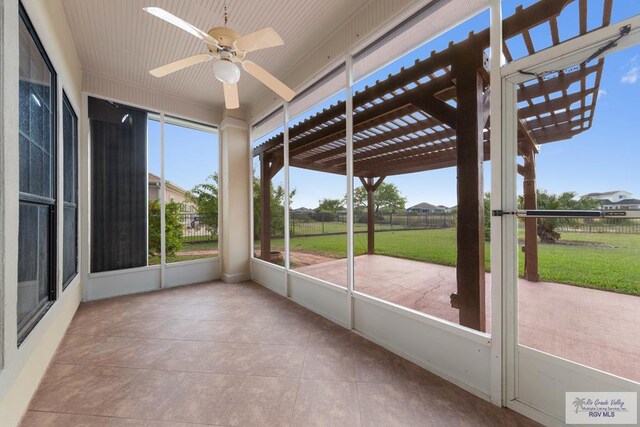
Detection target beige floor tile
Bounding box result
[357,381,428,427]
[160,372,242,425]
[95,369,190,419]
[20,411,147,426]
[291,379,360,427]
[302,346,357,381]
[197,342,306,377]
[224,375,299,427]
[352,343,411,384]
[29,364,142,415]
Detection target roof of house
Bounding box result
[584,190,630,197]
[408,202,443,210]
[148,173,189,195]
[608,198,640,206]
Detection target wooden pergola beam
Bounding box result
[518,88,595,119]
[517,64,599,102]
[289,74,455,156]
[306,113,448,164]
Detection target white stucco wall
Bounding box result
[0,0,83,425]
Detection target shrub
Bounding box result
[148,200,184,258]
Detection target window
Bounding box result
[62,93,78,288]
[162,117,219,264]
[18,4,57,343]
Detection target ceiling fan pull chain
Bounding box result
[224,0,228,27]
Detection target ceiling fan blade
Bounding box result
[234,27,284,53]
[242,60,295,101]
[223,83,240,109]
[150,54,212,78]
[143,7,219,47]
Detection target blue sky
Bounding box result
[148,119,218,192]
[153,1,640,208]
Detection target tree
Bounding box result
[148,200,183,258]
[348,182,407,213]
[352,186,367,211]
[518,190,599,243]
[253,176,295,239]
[190,174,218,239]
[316,198,343,213]
[483,192,491,241]
[373,182,407,213]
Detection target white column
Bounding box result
[219,111,251,282]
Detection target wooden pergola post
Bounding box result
[259,152,272,262]
[359,176,385,255]
[523,147,539,281]
[452,51,486,332]
[259,151,284,262]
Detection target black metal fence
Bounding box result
[181,212,218,242]
[274,211,640,239]
[555,217,640,234]
[288,211,456,238]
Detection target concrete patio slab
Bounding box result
[295,254,640,383]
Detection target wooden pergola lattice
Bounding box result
[253,0,611,331]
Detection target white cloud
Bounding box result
[621,67,639,84]
[621,56,639,84]
[598,89,607,97]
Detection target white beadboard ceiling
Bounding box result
[61,0,378,112]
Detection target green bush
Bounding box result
[148,200,184,258]
[189,174,218,239]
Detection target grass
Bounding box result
[260,228,640,296]
[148,240,218,265]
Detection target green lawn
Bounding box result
[148,240,218,265]
[261,228,640,296]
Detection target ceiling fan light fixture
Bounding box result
[213,59,241,84]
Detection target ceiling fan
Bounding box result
[143,6,295,109]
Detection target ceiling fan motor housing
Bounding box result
[208,27,240,48]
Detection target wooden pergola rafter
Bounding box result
[253,0,612,331]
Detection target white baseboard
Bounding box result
[222,271,251,283]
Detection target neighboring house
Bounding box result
[293,207,315,214]
[148,173,196,213]
[583,190,633,203]
[583,190,637,210]
[406,202,450,214]
[602,198,640,210]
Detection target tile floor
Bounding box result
[21,280,538,426]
